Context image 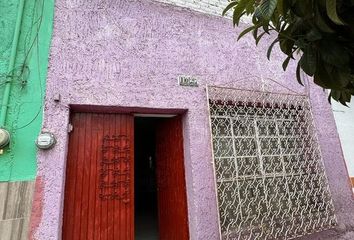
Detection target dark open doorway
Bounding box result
[135,117,159,240]
[134,115,190,240]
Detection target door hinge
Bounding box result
[67,123,73,133]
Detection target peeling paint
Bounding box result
[29,176,44,240]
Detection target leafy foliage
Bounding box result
[224,0,354,105]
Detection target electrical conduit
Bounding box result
[0,0,25,127]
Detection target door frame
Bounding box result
[61,106,191,239]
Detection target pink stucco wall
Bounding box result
[32,0,354,239]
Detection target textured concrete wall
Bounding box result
[0,0,18,80]
[0,1,53,239]
[332,102,354,177]
[0,0,54,181]
[32,0,354,239]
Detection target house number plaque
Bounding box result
[178,76,199,87]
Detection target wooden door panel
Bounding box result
[156,116,189,240]
[62,113,134,240]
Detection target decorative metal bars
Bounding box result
[207,86,337,240]
[100,135,131,203]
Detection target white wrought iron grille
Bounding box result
[207,86,337,240]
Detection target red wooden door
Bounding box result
[156,116,190,240]
[62,113,134,240]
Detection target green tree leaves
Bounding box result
[326,0,344,25]
[223,0,354,105]
[255,0,278,20]
[300,47,317,76]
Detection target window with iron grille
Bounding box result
[207,86,337,240]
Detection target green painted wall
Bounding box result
[0,0,54,181]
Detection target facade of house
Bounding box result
[1,0,354,240]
